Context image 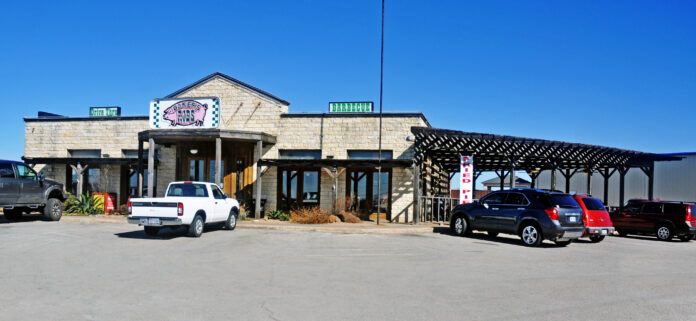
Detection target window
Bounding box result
[346,168,392,218]
[279,150,322,159]
[482,193,506,205]
[122,149,158,159]
[16,165,37,181]
[582,198,607,211]
[87,168,100,192]
[505,193,529,205]
[623,203,641,213]
[211,185,225,200]
[126,168,156,198]
[642,203,662,214]
[167,184,209,197]
[347,150,393,160]
[0,164,14,178]
[663,203,684,215]
[277,168,321,210]
[70,150,101,158]
[549,195,580,208]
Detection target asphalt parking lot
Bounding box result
[1,218,695,321]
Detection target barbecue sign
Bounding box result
[459,155,474,204]
[150,97,220,129]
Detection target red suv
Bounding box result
[572,195,614,243]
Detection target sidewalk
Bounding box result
[59,215,440,235]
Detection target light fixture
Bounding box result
[190,149,198,155]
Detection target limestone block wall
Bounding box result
[155,145,177,197]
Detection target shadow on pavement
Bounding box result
[0,214,47,225]
[433,226,567,248]
[115,224,226,240]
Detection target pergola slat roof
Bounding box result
[411,127,680,172]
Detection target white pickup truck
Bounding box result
[127,181,240,237]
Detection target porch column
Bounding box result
[255,140,263,219]
[619,167,628,209]
[214,137,222,187]
[137,139,144,197]
[413,162,421,225]
[147,138,155,198]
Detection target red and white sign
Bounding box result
[459,155,474,204]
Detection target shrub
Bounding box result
[112,204,129,215]
[338,211,362,223]
[267,209,290,221]
[290,207,340,224]
[64,192,103,215]
[238,205,248,221]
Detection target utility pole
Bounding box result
[376,0,385,225]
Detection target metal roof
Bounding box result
[411,127,682,172]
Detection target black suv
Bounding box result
[0,160,65,221]
[449,188,585,247]
[610,199,696,241]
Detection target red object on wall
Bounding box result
[94,193,117,213]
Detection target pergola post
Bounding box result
[255,140,263,219]
[137,139,144,197]
[619,167,629,209]
[550,165,557,191]
[214,137,222,187]
[640,162,655,200]
[147,138,155,198]
[561,169,578,194]
[599,168,616,205]
[509,155,516,189]
[586,166,593,195]
[413,162,421,225]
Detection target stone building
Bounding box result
[23,72,429,222]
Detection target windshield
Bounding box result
[550,194,580,208]
[167,184,209,197]
[581,198,606,211]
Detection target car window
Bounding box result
[505,193,529,205]
[167,184,209,197]
[663,203,683,215]
[211,186,225,200]
[642,203,662,214]
[623,203,641,213]
[581,198,606,211]
[549,194,580,208]
[482,193,506,205]
[16,165,37,180]
[0,164,14,178]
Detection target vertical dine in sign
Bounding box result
[460,155,474,204]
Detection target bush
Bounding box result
[64,192,103,215]
[267,209,289,221]
[338,211,362,223]
[238,205,248,221]
[112,204,129,215]
[290,207,340,224]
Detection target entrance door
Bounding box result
[346,168,392,219]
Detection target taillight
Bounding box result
[545,207,559,222]
[686,206,692,227]
[177,202,184,216]
[127,201,132,215]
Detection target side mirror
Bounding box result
[39,173,45,182]
[483,203,489,209]
[224,193,229,199]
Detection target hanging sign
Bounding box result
[150,97,220,129]
[329,101,373,113]
[460,155,474,204]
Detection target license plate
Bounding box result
[600,229,608,235]
[568,216,578,223]
[563,231,582,238]
[140,218,160,225]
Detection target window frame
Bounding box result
[0,163,16,179]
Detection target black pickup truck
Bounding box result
[0,160,65,221]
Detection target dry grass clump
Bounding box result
[338,211,362,223]
[290,207,340,224]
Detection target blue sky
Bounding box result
[1,0,694,171]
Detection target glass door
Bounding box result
[277,168,321,211]
[346,168,392,220]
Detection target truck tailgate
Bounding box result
[130,200,180,218]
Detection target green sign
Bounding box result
[90,107,121,117]
[329,102,373,113]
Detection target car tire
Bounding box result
[589,235,605,243]
[144,226,160,236]
[3,209,22,220]
[678,235,692,242]
[450,214,469,237]
[224,210,238,230]
[43,198,63,221]
[187,215,204,238]
[488,231,499,238]
[555,240,571,247]
[520,223,542,247]
[656,225,673,241]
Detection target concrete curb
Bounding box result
[58,215,436,235]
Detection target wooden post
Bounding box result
[413,163,420,225]
[619,167,628,209]
[137,139,144,197]
[215,137,222,187]
[648,163,655,200]
[255,140,262,219]
[586,168,593,195]
[147,138,155,198]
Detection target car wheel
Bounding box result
[3,209,22,220]
[144,226,160,236]
[656,225,672,241]
[589,235,605,243]
[488,231,499,238]
[43,198,63,221]
[678,235,692,242]
[555,240,571,247]
[520,224,542,247]
[224,210,238,230]
[187,215,204,238]
[450,215,469,237]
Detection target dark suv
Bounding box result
[611,199,696,241]
[449,188,585,247]
[0,160,65,221]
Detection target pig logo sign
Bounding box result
[459,155,474,204]
[150,97,220,129]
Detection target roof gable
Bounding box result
[165,72,290,106]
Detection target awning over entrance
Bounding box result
[138,129,276,144]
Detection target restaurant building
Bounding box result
[23,72,429,222]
